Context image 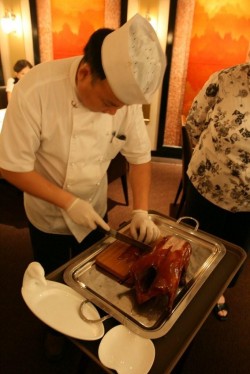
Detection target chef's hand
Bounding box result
[66,198,110,231]
[130,209,160,244]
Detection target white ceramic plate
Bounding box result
[21,280,104,340]
[98,325,155,374]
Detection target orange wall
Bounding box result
[182,0,250,116]
[50,0,105,59]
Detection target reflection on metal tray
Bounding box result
[64,215,226,339]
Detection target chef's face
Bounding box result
[76,63,125,115]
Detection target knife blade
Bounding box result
[98,226,152,252]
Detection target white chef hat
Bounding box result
[101,13,166,105]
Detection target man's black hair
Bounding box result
[82,28,114,80]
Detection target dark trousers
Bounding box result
[28,222,106,275]
[182,181,250,286]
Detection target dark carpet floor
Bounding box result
[0,159,249,374]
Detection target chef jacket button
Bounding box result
[96,182,100,186]
[88,198,92,202]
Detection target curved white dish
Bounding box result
[98,325,155,374]
[22,279,104,340]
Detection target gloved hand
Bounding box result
[66,198,110,231]
[130,209,160,244]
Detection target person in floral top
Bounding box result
[183,63,250,321]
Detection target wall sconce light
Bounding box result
[145,11,158,32]
[144,1,158,33]
[1,10,17,34]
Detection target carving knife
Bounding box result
[98,227,152,252]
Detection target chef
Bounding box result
[0,14,166,275]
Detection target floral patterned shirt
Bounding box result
[186,63,250,212]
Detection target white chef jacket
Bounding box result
[0,56,151,241]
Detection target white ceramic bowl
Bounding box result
[98,325,155,374]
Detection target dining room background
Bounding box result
[1,0,250,156]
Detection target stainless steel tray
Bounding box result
[63,214,226,339]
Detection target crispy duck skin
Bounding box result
[130,235,192,311]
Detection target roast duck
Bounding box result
[96,235,192,313]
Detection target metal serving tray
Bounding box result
[64,214,226,339]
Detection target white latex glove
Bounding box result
[130,209,160,244]
[66,198,110,231]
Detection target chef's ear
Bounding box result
[77,63,91,81]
